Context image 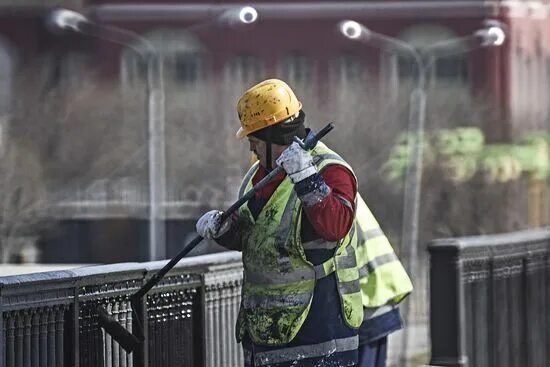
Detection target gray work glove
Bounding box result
[196,210,231,239]
[276,141,317,183]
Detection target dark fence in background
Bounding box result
[0,252,243,367]
[429,228,550,367]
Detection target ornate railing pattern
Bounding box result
[429,229,550,367]
[0,252,243,367]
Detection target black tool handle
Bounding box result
[131,122,334,302]
[131,235,203,302]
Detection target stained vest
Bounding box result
[236,142,413,346]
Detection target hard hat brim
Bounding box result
[236,127,248,139]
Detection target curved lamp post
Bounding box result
[48,6,258,261]
[339,19,506,365]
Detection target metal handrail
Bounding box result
[429,228,550,367]
[0,251,243,367]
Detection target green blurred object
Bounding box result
[513,136,550,180]
[381,133,434,184]
[441,155,478,183]
[434,127,484,183]
[432,127,483,156]
[479,145,522,183]
[433,129,458,156]
[382,128,550,185]
[453,128,484,155]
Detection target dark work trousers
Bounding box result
[356,307,403,367]
[357,337,388,367]
[242,308,401,367]
[241,273,358,367]
[243,337,387,367]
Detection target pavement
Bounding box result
[388,323,430,367]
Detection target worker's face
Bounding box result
[248,136,287,169]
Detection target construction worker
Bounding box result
[196,79,413,367]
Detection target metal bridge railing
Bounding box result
[429,228,550,367]
[0,251,244,367]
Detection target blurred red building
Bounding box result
[1,0,550,262]
[1,1,549,137]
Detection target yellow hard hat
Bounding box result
[236,79,302,139]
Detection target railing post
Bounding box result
[0,286,3,367]
[201,259,244,367]
[23,312,31,367]
[132,294,148,367]
[31,312,40,367]
[429,240,468,367]
[72,288,80,367]
[197,282,207,367]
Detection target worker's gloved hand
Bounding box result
[196,210,231,239]
[276,141,317,183]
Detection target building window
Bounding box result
[511,48,522,116]
[434,56,468,82]
[171,52,203,84]
[226,54,263,83]
[547,59,550,125]
[331,53,364,84]
[123,51,203,86]
[523,56,531,117]
[121,29,204,88]
[121,52,146,87]
[379,51,400,100]
[395,51,468,85]
[59,52,90,89]
[280,53,314,85]
[0,39,13,116]
[395,24,470,88]
[398,55,415,80]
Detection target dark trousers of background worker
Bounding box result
[357,337,388,367]
[357,307,402,367]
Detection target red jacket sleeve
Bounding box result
[302,165,357,241]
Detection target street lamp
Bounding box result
[339,19,506,365]
[234,5,259,24]
[47,7,258,261]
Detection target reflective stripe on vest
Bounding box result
[357,227,385,242]
[246,260,337,285]
[254,335,359,366]
[243,293,312,309]
[358,253,399,278]
[302,238,338,250]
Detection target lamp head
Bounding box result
[339,20,364,40]
[476,20,507,47]
[47,8,88,32]
[486,26,506,46]
[219,5,259,27]
[239,6,258,24]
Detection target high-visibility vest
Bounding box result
[236,142,413,346]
